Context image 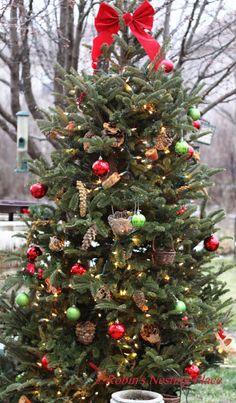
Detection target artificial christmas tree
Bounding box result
[0,1,234,402]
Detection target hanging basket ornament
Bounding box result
[140,323,161,344]
[95,285,112,301]
[108,211,133,236]
[49,236,64,252]
[75,321,96,345]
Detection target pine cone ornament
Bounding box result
[76,181,87,217]
[102,122,125,148]
[176,185,190,194]
[76,321,96,345]
[49,236,64,252]
[156,127,173,150]
[95,285,112,301]
[140,324,160,344]
[133,290,148,312]
[81,225,97,250]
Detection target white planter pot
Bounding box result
[111,390,164,403]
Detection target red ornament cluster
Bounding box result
[26,263,36,275]
[92,159,110,177]
[37,268,45,280]
[27,246,42,261]
[70,263,87,276]
[108,323,125,340]
[204,235,219,252]
[184,363,200,380]
[176,206,188,216]
[76,91,87,109]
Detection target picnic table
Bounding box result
[0,200,37,221]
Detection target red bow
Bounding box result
[92,1,161,69]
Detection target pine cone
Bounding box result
[81,225,97,250]
[176,185,190,194]
[76,181,87,217]
[76,321,96,345]
[140,324,160,344]
[156,127,173,150]
[133,290,148,312]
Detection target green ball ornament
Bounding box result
[188,107,201,121]
[66,306,81,321]
[131,213,146,228]
[175,300,187,314]
[15,293,30,307]
[175,140,189,155]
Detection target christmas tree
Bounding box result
[0,1,234,402]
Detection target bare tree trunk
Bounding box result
[163,0,172,50]
[54,0,68,100]
[19,0,43,119]
[10,0,20,116]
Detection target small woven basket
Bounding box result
[162,395,181,403]
[154,250,176,265]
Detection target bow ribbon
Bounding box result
[92,0,161,69]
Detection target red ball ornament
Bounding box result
[70,263,87,276]
[192,120,201,130]
[108,323,125,340]
[176,206,187,216]
[160,59,174,73]
[184,363,200,380]
[186,146,194,160]
[204,235,219,252]
[193,120,201,129]
[181,315,189,322]
[30,183,47,199]
[37,268,45,280]
[26,263,36,275]
[92,159,110,177]
[21,207,30,215]
[27,245,42,261]
[41,355,53,371]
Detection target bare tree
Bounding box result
[0,0,235,159]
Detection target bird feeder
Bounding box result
[15,111,30,172]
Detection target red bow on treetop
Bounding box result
[92,0,162,69]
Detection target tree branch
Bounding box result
[201,89,236,115]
